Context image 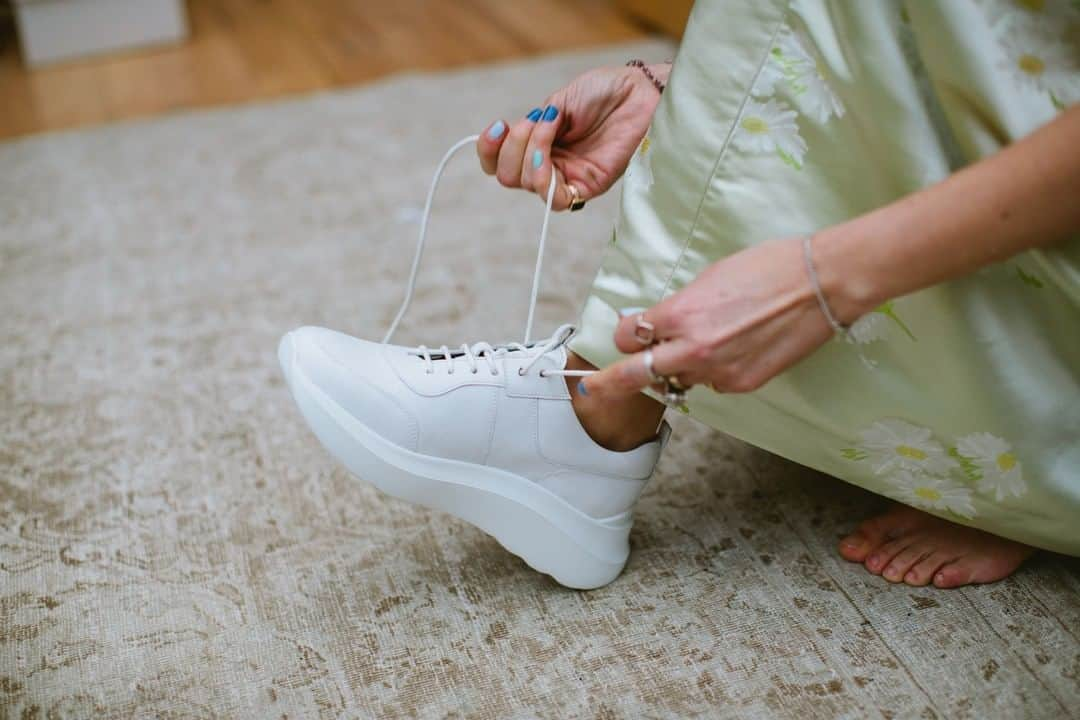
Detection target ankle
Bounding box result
[564,352,666,452]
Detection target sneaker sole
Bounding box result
[279,334,631,590]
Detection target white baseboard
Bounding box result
[14,0,189,67]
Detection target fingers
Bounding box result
[580,339,694,401]
[612,302,679,354]
[476,119,508,175]
[518,104,566,204]
[495,107,544,190]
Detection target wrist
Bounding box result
[648,62,672,86]
[810,223,889,325]
[625,60,670,96]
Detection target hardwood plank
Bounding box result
[0,0,649,140]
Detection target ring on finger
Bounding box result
[567,183,586,212]
[667,376,689,392]
[633,315,656,345]
[642,348,664,385]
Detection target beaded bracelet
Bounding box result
[626,59,667,94]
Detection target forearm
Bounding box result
[817,105,1080,322]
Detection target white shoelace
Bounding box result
[383,135,593,380]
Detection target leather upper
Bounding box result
[285,326,666,519]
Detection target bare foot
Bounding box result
[838,504,1035,588]
[565,351,666,451]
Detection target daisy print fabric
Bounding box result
[979,0,1080,108]
[841,420,1028,519]
[732,23,846,169]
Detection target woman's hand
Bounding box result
[581,106,1080,401]
[582,237,861,398]
[476,63,668,210]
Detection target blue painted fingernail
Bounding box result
[619,306,646,317]
[487,120,506,139]
[526,107,543,122]
[542,105,558,122]
[532,149,543,168]
[577,380,588,396]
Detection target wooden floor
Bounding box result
[0,0,648,140]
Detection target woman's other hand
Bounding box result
[582,237,869,398]
[476,63,668,210]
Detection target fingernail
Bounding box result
[487,120,506,139]
[532,149,543,169]
[618,307,646,317]
[542,104,558,122]
[526,107,542,122]
[577,380,588,396]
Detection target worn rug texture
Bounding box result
[1,41,1078,719]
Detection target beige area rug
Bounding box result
[2,41,1078,719]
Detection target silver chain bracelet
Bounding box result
[802,235,849,336]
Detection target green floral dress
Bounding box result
[570,0,1080,555]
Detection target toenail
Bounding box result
[867,554,880,566]
[934,572,945,584]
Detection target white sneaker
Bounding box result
[279,324,668,589]
[279,135,670,589]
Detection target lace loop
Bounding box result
[386,137,596,382]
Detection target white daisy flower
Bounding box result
[733,98,808,168]
[752,27,845,123]
[625,136,654,190]
[993,11,1080,99]
[848,312,890,345]
[955,432,1028,501]
[885,470,977,519]
[857,419,956,477]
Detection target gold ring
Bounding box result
[567,184,586,212]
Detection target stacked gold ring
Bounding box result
[567,184,586,212]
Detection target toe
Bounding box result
[883,544,932,584]
[838,531,873,562]
[864,538,912,576]
[840,513,896,563]
[905,551,952,587]
[933,562,973,588]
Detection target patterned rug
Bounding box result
[1,40,1077,719]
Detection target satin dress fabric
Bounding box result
[570,0,1080,555]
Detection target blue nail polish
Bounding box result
[577,380,588,396]
[618,306,646,317]
[526,107,543,122]
[487,120,506,139]
[532,150,543,168]
[542,105,558,122]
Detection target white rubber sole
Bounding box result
[279,334,631,589]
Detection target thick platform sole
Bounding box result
[278,334,631,590]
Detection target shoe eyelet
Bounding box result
[425,369,434,375]
[471,369,478,374]
[491,370,499,376]
[517,368,526,376]
[538,370,547,378]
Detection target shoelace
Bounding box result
[383,135,593,380]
